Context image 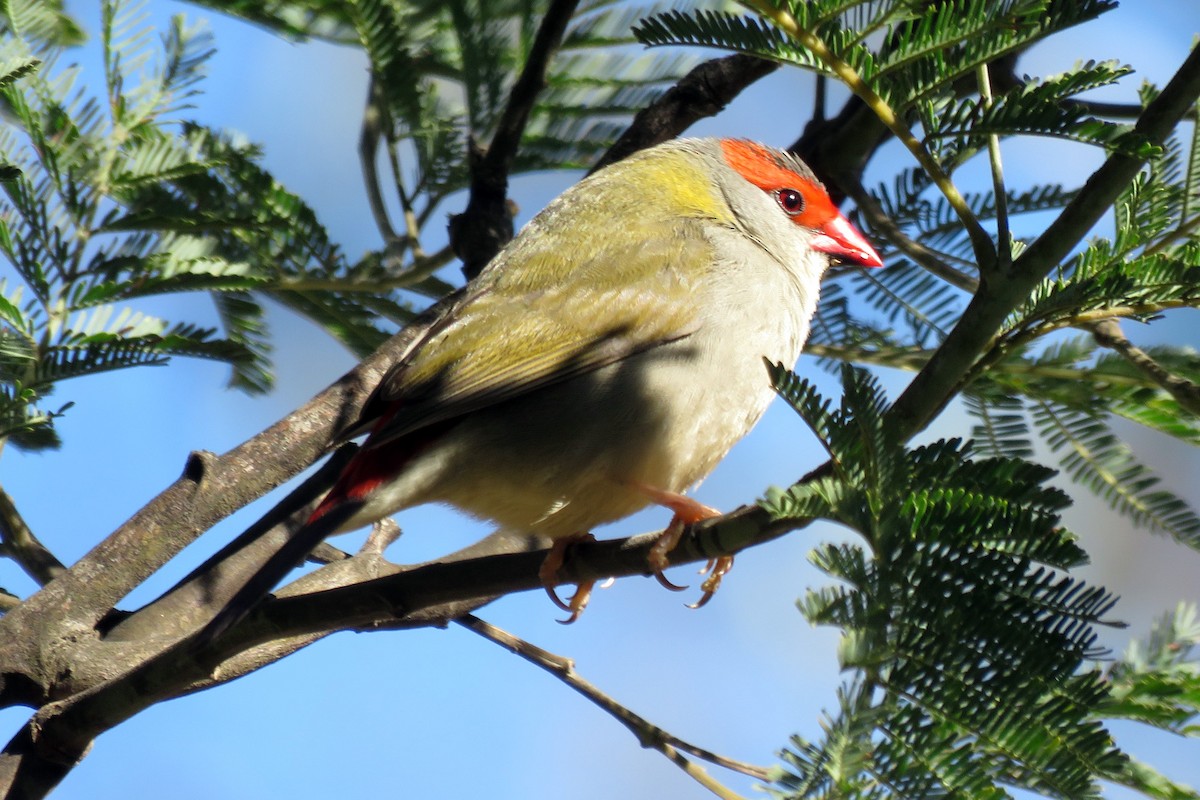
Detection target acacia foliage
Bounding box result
[0,2,1197,799]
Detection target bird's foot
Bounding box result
[648,516,689,591]
[688,555,735,608]
[539,532,596,624]
[634,484,725,605]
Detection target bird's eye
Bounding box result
[776,188,805,215]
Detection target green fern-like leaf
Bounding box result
[1032,400,1200,547]
[636,0,1117,117]
[964,391,1035,459]
[33,309,255,386]
[212,291,271,393]
[0,42,39,90]
[107,127,224,191]
[924,60,1150,160]
[851,260,966,346]
[634,7,852,78]
[176,0,358,42]
[1107,756,1200,800]
[1101,603,1200,740]
[766,366,1126,800]
[1014,244,1200,337]
[2,0,86,47]
[1182,99,1200,223]
[0,2,333,440]
[0,380,65,449]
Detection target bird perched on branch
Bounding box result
[204,137,882,639]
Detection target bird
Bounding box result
[202,137,882,640]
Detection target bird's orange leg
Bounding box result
[538,532,596,624]
[634,483,733,606]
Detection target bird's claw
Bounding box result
[642,487,727,602]
[555,582,594,624]
[648,513,690,590]
[539,533,596,623]
[654,570,689,592]
[544,582,573,613]
[686,556,734,609]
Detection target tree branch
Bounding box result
[0,504,803,798]
[590,54,778,175]
[103,444,361,642]
[449,0,580,278]
[456,613,771,791]
[1089,318,1200,416]
[0,486,64,586]
[0,294,462,687]
[0,589,21,613]
[884,44,1200,440]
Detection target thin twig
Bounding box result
[1089,318,1200,416]
[843,179,978,292]
[0,485,64,586]
[456,614,765,799]
[384,136,426,260]
[358,76,401,247]
[1069,98,1199,121]
[977,63,1011,272]
[278,248,456,295]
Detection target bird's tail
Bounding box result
[193,499,364,647]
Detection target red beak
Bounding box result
[812,213,883,268]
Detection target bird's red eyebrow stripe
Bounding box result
[719,140,838,227]
[719,140,798,189]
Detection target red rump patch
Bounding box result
[308,414,462,524]
[719,140,839,230]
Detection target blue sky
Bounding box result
[2,1,1199,798]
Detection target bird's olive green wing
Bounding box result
[354,219,713,449]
